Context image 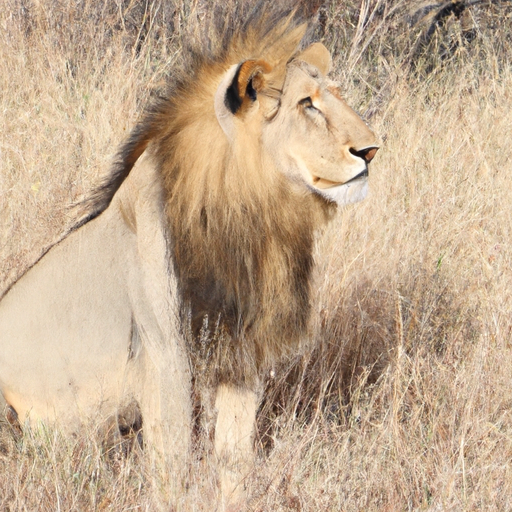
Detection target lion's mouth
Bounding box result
[312,168,368,189]
[345,168,368,184]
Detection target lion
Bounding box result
[0,8,378,504]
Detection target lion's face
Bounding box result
[215,43,379,207]
[266,59,378,206]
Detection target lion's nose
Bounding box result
[350,146,379,164]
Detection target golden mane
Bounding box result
[81,8,335,385]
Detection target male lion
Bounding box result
[0,8,378,504]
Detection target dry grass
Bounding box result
[2,1,512,510]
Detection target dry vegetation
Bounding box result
[1,0,512,510]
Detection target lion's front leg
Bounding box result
[214,383,259,506]
[130,340,192,495]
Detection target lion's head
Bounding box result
[215,41,378,208]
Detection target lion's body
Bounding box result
[0,157,191,456]
[0,8,378,504]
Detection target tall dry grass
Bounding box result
[1,1,512,510]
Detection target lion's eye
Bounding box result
[299,97,320,114]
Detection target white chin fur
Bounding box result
[314,178,368,206]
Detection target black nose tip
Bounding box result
[350,146,379,164]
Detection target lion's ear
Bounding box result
[294,42,332,76]
[224,59,272,115]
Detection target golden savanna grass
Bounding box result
[1,1,512,510]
